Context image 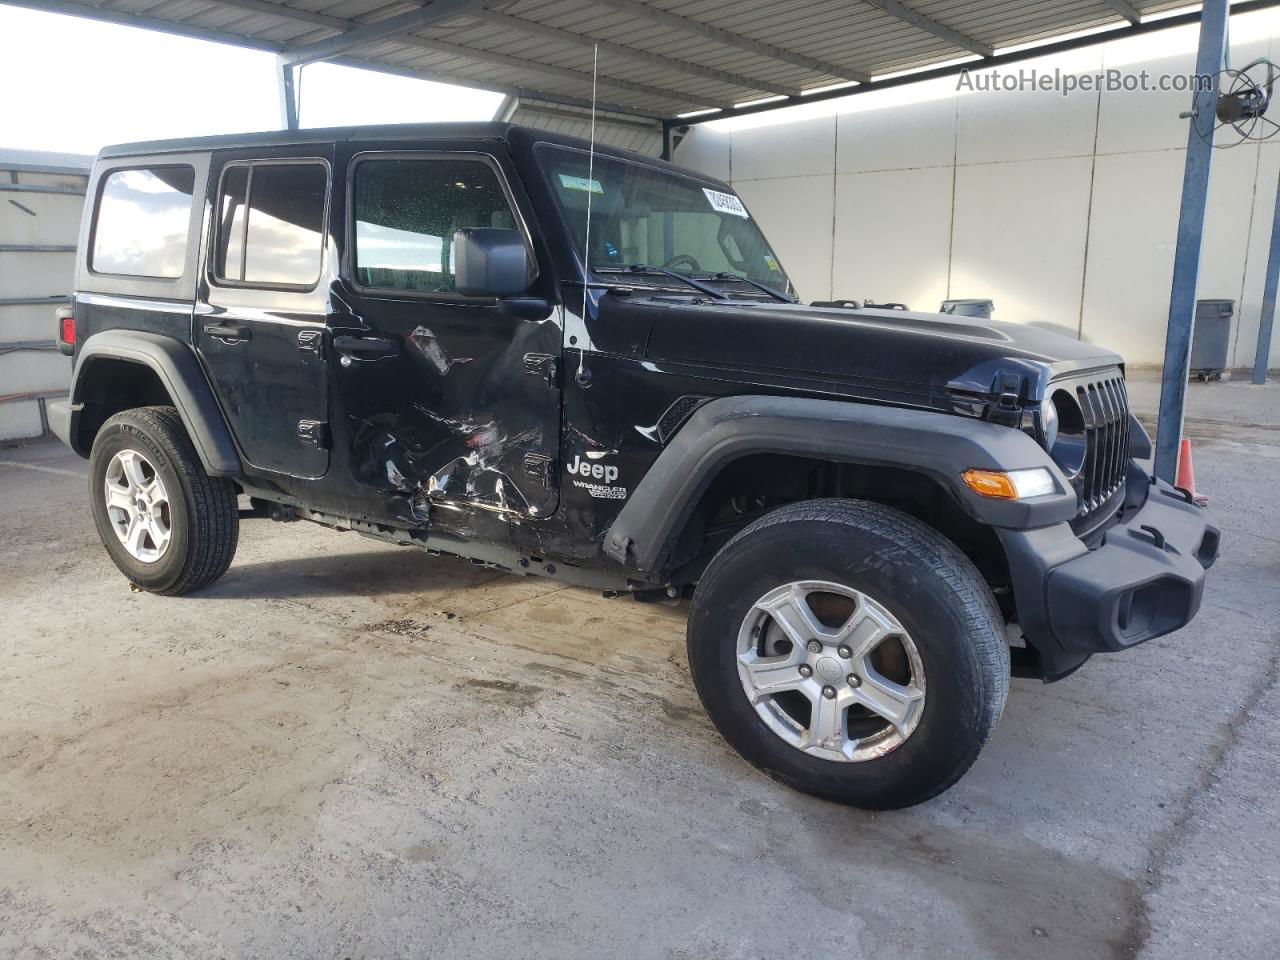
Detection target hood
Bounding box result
[627,297,1122,406]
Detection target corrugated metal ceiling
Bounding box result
[4,0,1235,122]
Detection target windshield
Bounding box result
[538,144,792,295]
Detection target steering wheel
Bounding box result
[662,253,702,273]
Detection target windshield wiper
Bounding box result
[700,272,794,303]
[595,264,727,300]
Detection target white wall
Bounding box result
[673,9,1280,370]
[0,151,88,441]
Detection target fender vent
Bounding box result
[657,395,711,444]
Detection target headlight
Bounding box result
[1039,396,1059,450]
[1046,389,1087,479]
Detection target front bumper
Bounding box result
[998,463,1220,680]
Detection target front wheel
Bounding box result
[88,406,239,595]
[687,499,1009,810]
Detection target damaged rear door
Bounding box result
[333,147,562,519]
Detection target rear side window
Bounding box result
[214,161,327,288]
[91,166,196,278]
[352,157,519,294]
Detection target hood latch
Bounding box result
[988,371,1024,426]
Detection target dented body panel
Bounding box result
[325,139,565,528]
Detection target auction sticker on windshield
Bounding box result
[559,174,604,194]
[703,188,749,218]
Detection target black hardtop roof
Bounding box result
[97,121,729,189]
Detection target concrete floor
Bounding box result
[1,371,1276,960]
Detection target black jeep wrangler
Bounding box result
[50,123,1219,809]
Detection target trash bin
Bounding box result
[940,299,994,319]
[1190,299,1233,381]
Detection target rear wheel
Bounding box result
[687,498,1009,809]
[88,406,239,595]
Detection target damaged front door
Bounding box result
[333,149,561,520]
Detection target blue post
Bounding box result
[1153,0,1229,482]
[1255,164,1280,384]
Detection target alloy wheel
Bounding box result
[104,449,172,563]
[737,580,926,762]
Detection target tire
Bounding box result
[687,498,1009,810]
[88,405,239,595]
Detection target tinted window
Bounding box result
[215,162,326,287]
[353,157,518,293]
[215,166,248,280]
[92,166,195,278]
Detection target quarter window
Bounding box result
[353,157,519,294]
[215,162,327,287]
[91,166,195,279]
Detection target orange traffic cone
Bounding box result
[1175,437,1208,507]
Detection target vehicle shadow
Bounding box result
[199,547,499,600]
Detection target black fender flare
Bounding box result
[68,330,242,476]
[603,395,1076,574]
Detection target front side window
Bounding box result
[538,145,791,294]
[353,156,518,294]
[215,161,327,287]
[91,166,195,278]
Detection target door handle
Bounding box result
[333,335,399,359]
[203,321,251,343]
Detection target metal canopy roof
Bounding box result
[4,0,1267,125]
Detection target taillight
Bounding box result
[56,306,76,356]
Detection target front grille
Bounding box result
[1071,372,1130,515]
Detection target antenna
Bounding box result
[577,43,599,385]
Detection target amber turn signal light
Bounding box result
[962,469,1018,499]
[962,467,1057,500]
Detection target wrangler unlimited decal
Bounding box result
[566,454,627,499]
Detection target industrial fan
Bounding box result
[1210,56,1280,147]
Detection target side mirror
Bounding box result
[452,228,531,298]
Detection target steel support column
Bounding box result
[1153,0,1228,483]
[1254,164,1280,384]
[277,56,299,131]
[660,119,675,161]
